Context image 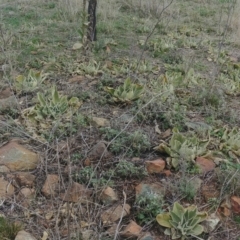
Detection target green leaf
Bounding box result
[156,213,171,228]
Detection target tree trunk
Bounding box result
[87,0,97,41]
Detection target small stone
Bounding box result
[101,204,131,224]
[162,170,172,177]
[0,87,12,99]
[0,96,18,113]
[72,42,83,50]
[15,172,36,187]
[145,159,165,174]
[100,187,118,204]
[41,174,59,197]
[91,117,110,127]
[88,142,111,160]
[15,230,37,240]
[17,188,35,207]
[132,157,141,162]
[201,183,220,201]
[121,220,142,238]
[19,188,35,199]
[0,142,38,171]
[81,229,95,240]
[0,178,15,199]
[231,196,240,215]
[195,157,216,173]
[0,165,10,173]
[106,223,118,236]
[61,182,92,203]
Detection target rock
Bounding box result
[81,229,95,240]
[231,196,240,215]
[15,230,37,240]
[139,232,154,240]
[72,42,83,50]
[88,142,111,160]
[161,170,172,177]
[201,183,220,201]
[105,223,118,236]
[0,142,38,171]
[41,174,59,197]
[0,177,15,199]
[121,220,142,238]
[145,159,165,174]
[0,96,18,113]
[195,157,216,173]
[135,183,164,198]
[100,187,118,204]
[101,204,131,225]
[17,188,35,207]
[15,172,36,187]
[0,87,12,99]
[61,182,92,203]
[91,117,110,127]
[0,165,10,173]
[19,188,35,199]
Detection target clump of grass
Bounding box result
[104,160,148,179]
[74,166,113,188]
[100,128,151,157]
[0,217,22,240]
[178,178,198,201]
[135,192,165,224]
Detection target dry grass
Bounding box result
[230,0,240,45]
[1,0,240,239]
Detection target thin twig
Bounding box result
[113,190,127,240]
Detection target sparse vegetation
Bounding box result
[0,217,22,240]
[1,0,240,238]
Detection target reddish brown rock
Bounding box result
[162,170,172,177]
[61,182,92,203]
[0,178,14,199]
[121,220,142,238]
[0,142,38,171]
[145,159,165,174]
[195,157,216,173]
[101,204,131,225]
[100,187,118,204]
[15,172,36,187]
[41,174,59,197]
[231,196,240,215]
